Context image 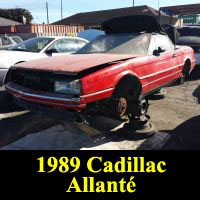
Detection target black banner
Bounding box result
[0,150,198,197]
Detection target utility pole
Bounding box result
[46,1,49,24]
[61,0,63,19]
[158,0,160,9]
[133,0,135,7]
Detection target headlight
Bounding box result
[54,80,81,95]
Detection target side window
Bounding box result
[1,38,12,46]
[66,39,79,52]
[48,39,79,53]
[75,39,87,50]
[148,35,157,55]
[153,35,174,53]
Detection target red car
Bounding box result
[5,16,195,122]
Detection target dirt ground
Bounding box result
[0,68,200,150]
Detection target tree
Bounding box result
[0,8,33,24]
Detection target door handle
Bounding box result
[172,53,177,58]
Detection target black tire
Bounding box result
[178,61,191,84]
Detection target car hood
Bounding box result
[0,50,39,68]
[15,53,139,73]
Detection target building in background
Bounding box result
[181,15,200,25]
[53,5,179,29]
[0,17,21,26]
[161,4,200,26]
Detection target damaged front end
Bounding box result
[5,68,88,121]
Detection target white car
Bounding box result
[0,35,23,50]
[0,36,88,84]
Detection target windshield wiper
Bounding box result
[11,49,27,52]
[83,52,105,54]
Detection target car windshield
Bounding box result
[76,33,150,55]
[10,37,55,52]
[11,37,23,44]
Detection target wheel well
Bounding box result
[3,61,26,84]
[113,75,142,101]
[184,59,191,73]
[15,61,25,65]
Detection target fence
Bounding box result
[0,24,84,36]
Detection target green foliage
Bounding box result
[0,8,33,24]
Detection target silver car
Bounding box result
[0,36,23,50]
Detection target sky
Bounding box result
[0,0,200,24]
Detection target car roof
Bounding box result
[37,36,89,42]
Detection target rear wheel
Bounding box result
[178,61,191,84]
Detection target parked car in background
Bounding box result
[177,26,200,65]
[0,35,23,50]
[5,16,195,123]
[0,36,88,84]
[78,29,105,41]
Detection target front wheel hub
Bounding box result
[117,97,128,116]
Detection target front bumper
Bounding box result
[6,82,87,112]
[13,97,79,121]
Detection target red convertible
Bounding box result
[5,16,195,122]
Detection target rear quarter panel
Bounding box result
[177,45,195,70]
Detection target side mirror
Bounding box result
[153,47,165,56]
[153,49,160,56]
[45,48,58,55]
[158,47,165,53]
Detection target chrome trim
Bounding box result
[5,83,81,103]
[142,70,182,87]
[14,96,85,108]
[140,64,183,80]
[81,88,114,98]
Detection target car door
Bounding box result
[145,34,177,92]
[155,35,181,84]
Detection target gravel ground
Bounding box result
[0,68,200,150]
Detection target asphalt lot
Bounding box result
[0,68,200,150]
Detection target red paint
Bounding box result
[15,54,138,73]
[7,46,195,113]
